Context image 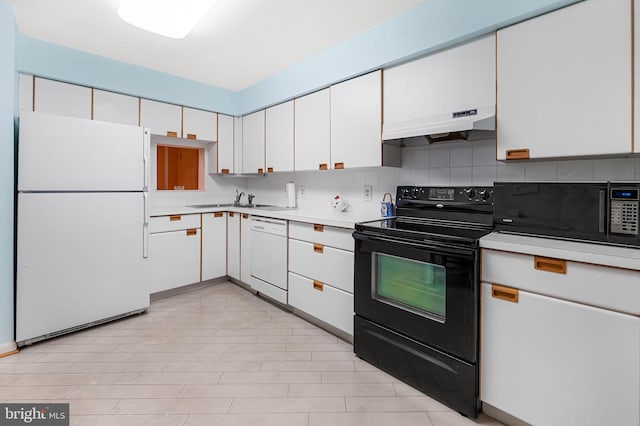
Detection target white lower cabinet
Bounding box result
[288,272,353,335]
[287,221,355,335]
[201,212,227,281]
[240,213,252,284]
[480,247,640,426]
[149,225,201,294]
[227,212,240,280]
[288,239,353,293]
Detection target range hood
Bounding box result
[382,105,495,143]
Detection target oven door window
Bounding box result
[372,252,446,322]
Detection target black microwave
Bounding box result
[493,182,640,247]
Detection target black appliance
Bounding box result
[353,186,494,418]
[494,181,640,247]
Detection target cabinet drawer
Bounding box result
[150,214,201,233]
[288,272,353,335]
[481,249,640,315]
[288,221,353,251]
[289,239,354,293]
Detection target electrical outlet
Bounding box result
[298,185,305,198]
[364,185,373,201]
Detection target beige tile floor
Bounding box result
[0,281,503,426]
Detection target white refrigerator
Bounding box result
[16,111,150,344]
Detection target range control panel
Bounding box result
[610,187,639,235]
[397,186,494,204]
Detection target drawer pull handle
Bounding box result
[242,213,249,219]
[214,212,224,218]
[258,168,264,174]
[491,284,518,303]
[313,244,324,254]
[166,131,178,138]
[169,215,181,222]
[313,280,324,292]
[313,224,324,232]
[228,212,234,218]
[186,133,197,140]
[534,256,567,274]
[505,149,530,160]
[267,167,274,173]
[334,162,345,169]
[319,163,328,170]
[186,228,198,236]
[221,168,230,174]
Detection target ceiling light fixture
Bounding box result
[117,0,217,39]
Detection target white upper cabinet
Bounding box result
[294,88,331,171]
[33,77,92,119]
[234,116,243,174]
[217,114,234,174]
[330,70,383,169]
[92,89,139,126]
[183,107,217,142]
[634,0,640,154]
[242,110,266,174]
[497,0,632,160]
[265,100,294,173]
[140,99,182,137]
[383,34,496,140]
[19,74,33,112]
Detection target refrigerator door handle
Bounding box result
[143,192,149,259]
[143,128,150,191]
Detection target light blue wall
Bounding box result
[237,0,583,113]
[17,34,237,114]
[16,0,583,116]
[0,0,16,347]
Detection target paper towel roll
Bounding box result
[286,182,296,208]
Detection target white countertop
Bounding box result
[480,232,640,271]
[150,205,382,229]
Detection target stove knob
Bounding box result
[411,187,421,198]
[401,188,411,198]
[479,189,492,201]
[464,188,476,200]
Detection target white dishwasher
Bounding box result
[250,217,288,304]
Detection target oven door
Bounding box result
[353,231,479,363]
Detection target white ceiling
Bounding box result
[8,0,423,91]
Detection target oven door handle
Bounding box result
[353,231,476,257]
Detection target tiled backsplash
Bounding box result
[152,138,640,213]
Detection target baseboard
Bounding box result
[482,402,532,426]
[0,341,18,358]
[150,277,229,302]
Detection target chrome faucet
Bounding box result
[247,193,255,205]
[234,189,245,206]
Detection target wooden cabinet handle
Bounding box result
[228,212,234,218]
[313,280,324,292]
[242,213,249,219]
[186,133,197,140]
[169,215,181,222]
[313,243,324,253]
[534,256,567,274]
[220,168,230,174]
[319,163,328,170]
[214,212,224,218]
[491,284,518,303]
[186,228,198,236]
[267,167,274,173]
[505,149,530,160]
[334,162,345,169]
[313,224,324,232]
[166,131,178,138]
[258,168,264,174]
